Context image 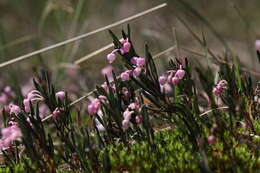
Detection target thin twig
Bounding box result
[41,91,94,122]
[74,38,123,65]
[153,46,176,59]
[199,106,229,117]
[0,3,167,69]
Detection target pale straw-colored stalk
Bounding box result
[0,3,167,69]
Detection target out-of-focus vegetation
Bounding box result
[1,0,260,89]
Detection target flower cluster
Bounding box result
[0,124,22,150]
[107,38,131,64]
[212,80,228,95]
[119,57,146,81]
[159,65,186,86]
[122,98,142,130]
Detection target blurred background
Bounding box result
[1,0,260,96]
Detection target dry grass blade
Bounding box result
[153,46,176,59]
[41,91,94,122]
[0,3,167,69]
[199,106,228,117]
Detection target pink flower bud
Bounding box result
[123,109,133,121]
[9,104,21,115]
[160,83,173,95]
[133,67,142,77]
[131,57,138,64]
[123,41,131,53]
[107,53,116,63]
[136,58,145,67]
[23,98,30,107]
[92,99,101,110]
[213,86,222,95]
[135,116,141,124]
[101,65,114,81]
[87,99,101,115]
[87,104,96,115]
[24,105,30,113]
[122,119,129,130]
[55,91,65,100]
[98,95,106,100]
[159,75,167,85]
[171,76,179,85]
[208,135,216,144]
[120,72,129,81]
[175,65,185,79]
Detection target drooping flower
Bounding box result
[120,70,132,81]
[120,39,131,54]
[175,65,185,79]
[87,98,101,115]
[171,76,179,85]
[56,91,66,100]
[159,75,167,86]
[136,58,145,67]
[101,65,114,81]
[107,53,116,64]
[133,67,142,77]
[23,90,44,113]
[122,119,130,130]
[123,108,134,121]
